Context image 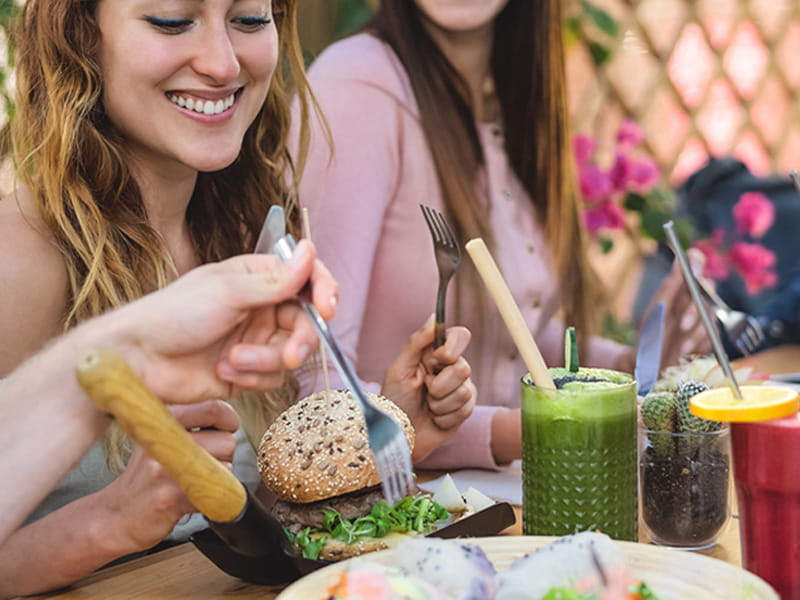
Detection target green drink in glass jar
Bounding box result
[521,366,638,540]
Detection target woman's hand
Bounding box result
[381,318,476,463]
[99,399,239,554]
[109,243,338,403]
[646,248,712,369]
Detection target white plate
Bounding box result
[276,536,778,600]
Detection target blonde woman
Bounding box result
[0,1,475,594]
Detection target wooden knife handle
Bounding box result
[75,347,247,523]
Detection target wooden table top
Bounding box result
[30,342,800,600]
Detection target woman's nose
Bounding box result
[191,27,241,83]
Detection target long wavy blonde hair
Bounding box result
[9,0,316,470]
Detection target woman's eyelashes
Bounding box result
[144,16,192,34]
[144,15,272,35]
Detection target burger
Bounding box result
[258,389,448,561]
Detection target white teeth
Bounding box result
[168,92,236,115]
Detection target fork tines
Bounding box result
[734,315,765,356]
[374,435,415,506]
[420,204,462,350]
[420,205,460,253]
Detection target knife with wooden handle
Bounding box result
[75,346,310,583]
[76,347,247,522]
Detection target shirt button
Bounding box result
[526,245,535,254]
[532,299,541,309]
[508,349,519,360]
[492,127,502,137]
[502,190,512,200]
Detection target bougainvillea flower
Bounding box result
[584,199,626,232]
[733,192,775,239]
[627,156,660,192]
[694,228,729,280]
[573,134,596,166]
[728,242,778,294]
[616,119,645,148]
[579,164,612,201]
[608,152,632,194]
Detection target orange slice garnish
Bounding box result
[690,385,799,422]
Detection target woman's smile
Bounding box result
[167,90,239,117]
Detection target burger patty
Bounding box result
[273,486,385,533]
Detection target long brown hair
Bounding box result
[9,0,314,464]
[370,0,602,343]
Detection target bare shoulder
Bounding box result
[0,188,69,375]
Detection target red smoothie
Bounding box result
[732,415,800,599]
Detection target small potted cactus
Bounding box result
[640,380,730,549]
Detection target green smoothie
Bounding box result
[521,367,638,540]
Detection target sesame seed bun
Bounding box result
[257,390,415,503]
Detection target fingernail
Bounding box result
[330,295,337,309]
[232,348,259,369]
[297,344,311,364]
[289,240,309,264]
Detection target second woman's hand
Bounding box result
[382,318,476,463]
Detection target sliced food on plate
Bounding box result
[279,531,778,600]
[309,532,660,600]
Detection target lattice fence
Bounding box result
[568,0,800,185]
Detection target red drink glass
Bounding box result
[732,416,800,599]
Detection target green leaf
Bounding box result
[564,326,579,372]
[623,192,646,212]
[563,17,582,47]
[582,1,619,37]
[639,208,670,242]
[332,0,375,40]
[599,236,614,253]
[587,41,612,66]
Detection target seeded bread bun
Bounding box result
[258,390,415,503]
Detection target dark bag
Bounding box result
[676,157,800,351]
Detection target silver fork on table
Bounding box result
[420,204,462,349]
[257,207,414,505]
[693,268,765,356]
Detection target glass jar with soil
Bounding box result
[639,426,730,550]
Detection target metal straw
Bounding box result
[663,221,743,401]
[790,170,800,195]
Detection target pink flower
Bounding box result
[616,119,645,148]
[627,157,660,192]
[573,134,596,166]
[584,199,626,232]
[733,192,774,239]
[728,242,778,294]
[608,152,632,194]
[579,164,612,202]
[694,228,729,280]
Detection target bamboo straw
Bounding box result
[302,208,330,392]
[466,238,555,389]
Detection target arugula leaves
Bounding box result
[287,494,449,559]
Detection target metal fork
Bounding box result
[420,204,462,348]
[271,234,415,505]
[693,268,766,356]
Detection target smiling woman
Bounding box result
[0,0,318,596]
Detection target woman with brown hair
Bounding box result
[296,0,641,469]
[0,0,475,592]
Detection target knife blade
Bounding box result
[254,205,286,254]
[634,301,665,396]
